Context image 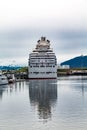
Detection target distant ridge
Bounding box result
[0,65,22,70]
[61,55,87,68]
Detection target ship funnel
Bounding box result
[41,37,46,41]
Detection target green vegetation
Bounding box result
[16,67,28,73]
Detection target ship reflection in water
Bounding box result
[1,77,87,130]
[28,79,57,120]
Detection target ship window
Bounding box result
[33,66,39,67]
[40,66,45,67]
[33,72,39,74]
[46,72,52,74]
[46,65,49,67]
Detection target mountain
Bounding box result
[61,55,87,68]
[0,65,22,70]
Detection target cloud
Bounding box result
[0,0,87,30]
[0,28,87,63]
[0,0,87,64]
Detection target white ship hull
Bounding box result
[28,37,57,79]
[0,75,8,85]
[28,66,57,79]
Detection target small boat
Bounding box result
[0,74,8,85]
[7,74,16,83]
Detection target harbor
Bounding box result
[0,36,87,130]
[0,0,87,129]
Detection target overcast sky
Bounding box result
[0,0,87,65]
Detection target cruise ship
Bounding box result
[28,37,57,79]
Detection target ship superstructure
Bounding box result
[28,37,57,79]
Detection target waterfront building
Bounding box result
[28,37,57,79]
[58,64,70,69]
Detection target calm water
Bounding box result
[0,76,87,130]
